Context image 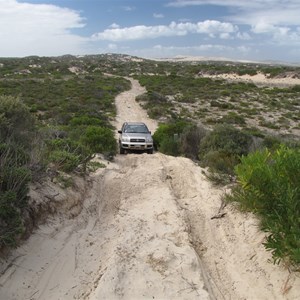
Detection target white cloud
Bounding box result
[233,8,300,28]
[134,43,252,60]
[251,22,276,34]
[109,23,120,29]
[220,33,231,39]
[92,24,177,41]
[0,0,86,56]
[237,45,251,53]
[167,0,300,26]
[251,22,300,45]
[153,13,164,18]
[122,6,135,12]
[195,20,237,35]
[166,0,265,9]
[166,0,299,10]
[167,0,300,46]
[108,43,118,50]
[237,32,251,40]
[92,20,238,41]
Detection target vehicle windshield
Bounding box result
[124,124,149,133]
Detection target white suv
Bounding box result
[118,122,154,154]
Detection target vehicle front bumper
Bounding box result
[120,142,153,151]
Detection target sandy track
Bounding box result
[1,77,300,300]
[113,77,158,134]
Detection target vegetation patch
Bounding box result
[134,68,300,137]
[226,146,300,267]
[199,124,252,175]
[0,96,34,247]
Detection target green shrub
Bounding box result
[0,95,34,247]
[210,100,234,109]
[259,119,280,129]
[291,85,300,92]
[80,126,117,155]
[1,165,31,206]
[237,69,257,76]
[262,135,282,150]
[148,106,168,119]
[45,125,117,172]
[56,174,74,188]
[179,124,207,160]
[87,161,106,172]
[0,95,34,148]
[199,124,252,174]
[159,137,180,156]
[242,127,265,138]
[48,150,80,173]
[227,146,300,266]
[69,115,104,126]
[220,112,246,125]
[146,91,167,104]
[0,191,23,247]
[153,121,191,155]
[203,170,232,186]
[202,150,239,175]
[136,91,171,119]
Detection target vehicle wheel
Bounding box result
[147,149,153,154]
[120,147,125,154]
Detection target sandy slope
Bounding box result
[1,78,300,300]
[201,72,300,87]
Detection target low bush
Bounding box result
[153,122,208,159]
[179,124,207,160]
[259,119,280,129]
[262,135,282,150]
[0,96,35,247]
[201,150,239,175]
[210,100,234,109]
[159,136,180,156]
[69,115,104,127]
[153,121,192,156]
[0,190,24,247]
[45,125,117,172]
[220,112,246,125]
[48,150,80,173]
[80,126,117,156]
[227,146,300,266]
[199,124,253,174]
[0,95,35,147]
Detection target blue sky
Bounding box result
[1,0,300,63]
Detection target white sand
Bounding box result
[1,78,300,300]
[202,72,300,87]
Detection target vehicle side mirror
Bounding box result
[118,130,122,134]
[149,131,151,134]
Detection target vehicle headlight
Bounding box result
[145,137,153,143]
[121,136,130,142]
